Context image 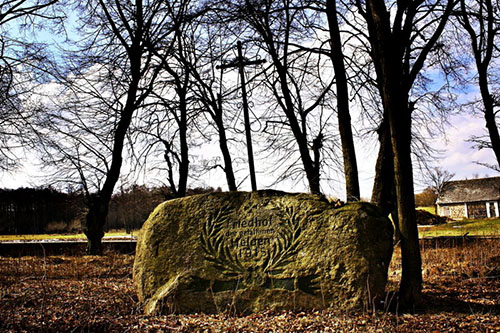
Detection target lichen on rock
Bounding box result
[133,190,393,314]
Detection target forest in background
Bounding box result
[0,185,220,235]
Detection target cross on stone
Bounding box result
[217,41,265,191]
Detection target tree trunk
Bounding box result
[177,75,190,198]
[326,0,360,202]
[161,40,190,198]
[83,194,108,255]
[216,93,237,191]
[388,100,422,308]
[305,151,321,194]
[246,10,321,195]
[371,118,400,240]
[163,140,178,196]
[371,119,395,216]
[217,126,237,191]
[364,0,423,308]
[379,80,422,309]
[273,56,321,194]
[478,65,500,166]
[460,0,500,168]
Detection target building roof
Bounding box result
[436,176,500,205]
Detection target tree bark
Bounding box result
[387,96,422,308]
[176,73,190,198]
[478,65,500,165]
[84,194,107,255]
[371,119,395,216]
[326,0,360,202]
[216,93,237,191]
[364,0,423,308]
[371,120,400,241]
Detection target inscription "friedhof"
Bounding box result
[225,216,277,260]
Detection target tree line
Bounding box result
[0,187,82,234]
[0,185,220,234]
[2,0,500,308]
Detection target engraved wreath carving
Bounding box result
[200,206,244,277]
[198,204,319,293]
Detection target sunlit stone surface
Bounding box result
[133,191,393,314]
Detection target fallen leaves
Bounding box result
[0,241,498,332]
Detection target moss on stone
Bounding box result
[133,190,393,314]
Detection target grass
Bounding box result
[0,229,137,241]
[2,213,499,242]
[0,240,499,331]
[419,218,500,238]
[3,219,500,241]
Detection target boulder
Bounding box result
[133,191,393,314]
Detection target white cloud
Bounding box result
[430,113,499,180]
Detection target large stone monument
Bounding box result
[133,191,393,314]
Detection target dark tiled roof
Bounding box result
[436,176,500,204]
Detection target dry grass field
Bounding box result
[0,240,499,332]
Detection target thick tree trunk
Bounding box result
[387,99,422,308]
[364,0,423,308]
[371,119,395,216]
[371,118,400,240]
[82,35,143,254]
[371,119,400,244]
[304,147,321,194]
[84,194,108,255]
[83,113,132,255]
[378,85,422,308]
[326,0,360,202]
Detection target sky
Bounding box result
[427,113,499,181]
[0,109,497,200]
[1,4,498,200]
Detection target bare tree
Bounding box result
[457,0,500,170]
[157,58,192,198]
[357,0,456,307]
[38,0,188,254]
[178,17,240,191]
[135,40,195,198]
[0,0,63,170]
[138,11,241,193]
[427,166,455,198]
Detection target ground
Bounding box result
[0,240,499,332]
